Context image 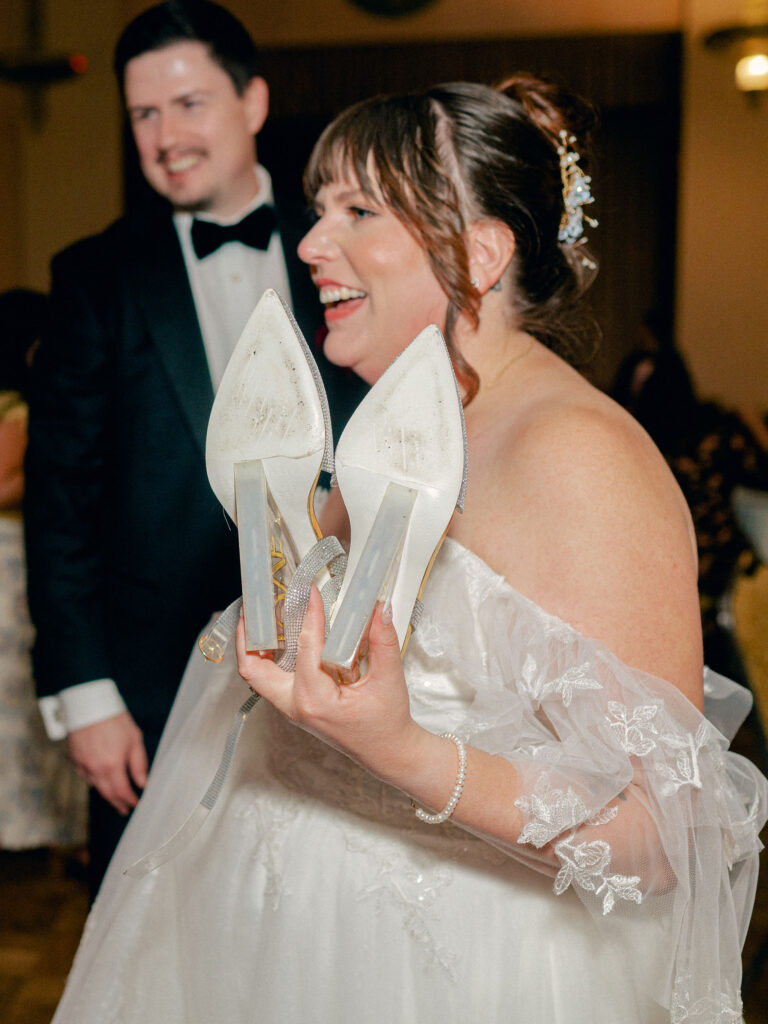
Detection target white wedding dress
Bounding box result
[53,539,767,1023]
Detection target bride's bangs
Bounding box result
[304,102,381,201]
[304,96,427,217]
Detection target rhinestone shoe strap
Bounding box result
[198,537,346,666]
[275,536,346,671]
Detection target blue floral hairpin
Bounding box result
[557,130,598,264]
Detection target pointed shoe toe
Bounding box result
[205,289,333,653]
[321,324,467,678]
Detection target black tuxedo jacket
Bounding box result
[25,185,365,737]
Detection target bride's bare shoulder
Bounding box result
[457,369,703,701]
[466,366,677,522]
[512,376,668,487]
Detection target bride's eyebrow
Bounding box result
[335,185,380,205]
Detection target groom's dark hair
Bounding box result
[114,0,262,97]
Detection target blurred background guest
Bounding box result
[0,288,88,854]
[613,310,768,686]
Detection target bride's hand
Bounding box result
[235,587,425,780]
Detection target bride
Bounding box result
[53,75,766,1023]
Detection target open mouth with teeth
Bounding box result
[319,285,367,309]
[164,154,203,174]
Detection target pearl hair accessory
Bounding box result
[557,129,598,266]
[413,732,467,824]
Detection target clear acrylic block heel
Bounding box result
[234,459,299,652]
[321,481,416,676]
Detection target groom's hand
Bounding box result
[67,711,148,815]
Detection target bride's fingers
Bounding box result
[235,614,281,693]
[294,585,326,664]
[366,603,404,683]
[293,586,337,700]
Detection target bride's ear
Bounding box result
[466,219,515,295]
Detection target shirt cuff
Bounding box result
[38,679,128,740]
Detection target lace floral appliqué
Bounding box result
[345,832,461,980]
[516,773,643,916]
[520,656,602,707]
[515,773,591,847]
[234,792,301,911]
[606,701,710,794]
[606,701,660,756]
[553,833,643,916]
[655,722,710,794]
[670,975,744,1023]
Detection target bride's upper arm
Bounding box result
[492,402,704,709]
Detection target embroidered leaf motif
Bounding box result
[606,874,644,906]
[586,805,619,828]
[557,838,612,889]
[656,722,711,793]
[553,863,574,896]
[606,702,715,796]
[605,701,660,757]
[515,773,589,848]
[553,835,642,915]
[519,660,602,707]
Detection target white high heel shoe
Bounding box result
[126,323,465,879]
[204,289,334,655]
[126,292,345,877]
[321,324,467,679]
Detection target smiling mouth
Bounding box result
[163,154,203,174]
[318,285,367,309]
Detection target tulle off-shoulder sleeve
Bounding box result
[409,540,768,1023]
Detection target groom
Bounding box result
[24,0,363,895]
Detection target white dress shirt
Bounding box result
[39,166,294,740]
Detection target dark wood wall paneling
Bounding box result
[260,33,679,116]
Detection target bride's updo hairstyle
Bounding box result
[304,74,598,403]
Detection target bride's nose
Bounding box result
[298,218,337,265]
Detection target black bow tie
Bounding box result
[191,205,277,259]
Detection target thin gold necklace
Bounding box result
[484,337,535,389]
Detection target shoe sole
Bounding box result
[322,325,467,677]
[206,289,331,651]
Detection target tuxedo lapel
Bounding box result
[273,195,321,344]
[259,119,324,343]
[126,212,213,459]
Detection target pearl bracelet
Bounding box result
[412,732,467,825]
